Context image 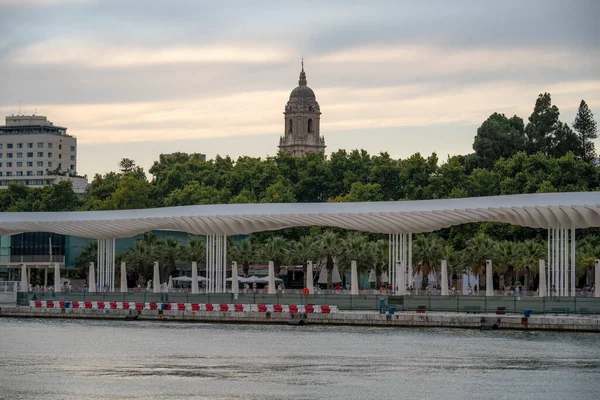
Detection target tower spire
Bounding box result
[298,57,307,86]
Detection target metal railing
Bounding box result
[390,295,600,315]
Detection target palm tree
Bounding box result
[514,240,545,290]
[75,240,97,278]
[142,231,159,247]
[463,233,497,290]
[341,232,368,267]
[412,234,443,289]
[367,239,388,288]
[259,236,288,275]
[125,240,154,283]
[157,237,183,278]
[577,238,600,286]
[288,236,314,287]
[230,239,255,277]
[442,243,461,287]
[496,241,518,287]
[184,236,205,264]
[318,230,342,290]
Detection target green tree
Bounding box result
[318,230,342,290]
[496,241,518,287]
[125,240,154,283]
[513,240,545,290]
[119,158,136,173]
[525,93,561,155]
[258,236,288,275]
[573,100,598,162]
[473,113,526,169]
[157,237,183,278]
[288,236,315,287]
[75,240,97,279]
[463,233,497,289]
[412,234,443,289]
[106,175,154,210]
[183,236,205,265]
[32,180,80,211]
[230,239,255,277]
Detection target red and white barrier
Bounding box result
[27,301,338,313]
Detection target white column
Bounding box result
[223,235,227,293]
[388,233,394,288]
[440,260,448,296]
[120,262,127,293]
[571,228,576,297]
[110,238,116,292]
[97,238,104,291]
[191,261,199,294]
[552,229,560,296]
[595,260,600,298]
[394,234,398,292]
[214,235,218,293]
[538,260,546,298]
[556,228,563,297]
[231,261,239,294]
[54,263,61,292]
[547,228,551,297]
[208,235,213,293]
[351,260,359,295]
[153,261,160,293]
[20,264,28,292]
[408,233,413,288]
[268,261,275,294]
[306,261,314,294]
[563,228,568,296]
[485,260,493,297]
[88,262,96,292]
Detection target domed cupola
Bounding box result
[278,59,326,157]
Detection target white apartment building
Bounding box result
[0,115,88,193]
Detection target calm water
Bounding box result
[0,318,598,400]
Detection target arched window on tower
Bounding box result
[289,119,293,133]
[307,119,313,133]
[309,106,313,111]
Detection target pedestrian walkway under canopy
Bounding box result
[0,192,599,238]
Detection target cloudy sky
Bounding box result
[0,0,598,178]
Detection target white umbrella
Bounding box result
[381,271,389,283]
[318,265,342,284]
[317,265,328,284]
[256,277,283,284]
[167,275,173,290]
[368,269,377,283]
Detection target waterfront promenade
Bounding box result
[1,304,599,332]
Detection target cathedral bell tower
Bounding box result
[278,60,326,156]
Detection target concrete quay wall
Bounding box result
[0,307,599,332]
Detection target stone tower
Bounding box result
[278,61,326,156]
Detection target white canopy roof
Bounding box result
[0,192,598,238]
